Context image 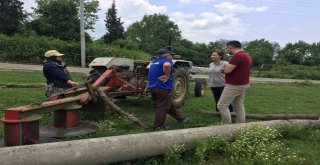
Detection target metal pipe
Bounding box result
[80,0,86,67]
[0,120,319,165]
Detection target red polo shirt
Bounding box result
[226,51,252,85]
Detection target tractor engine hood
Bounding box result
[88,57,134,71]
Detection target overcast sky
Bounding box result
[22,0,320,47]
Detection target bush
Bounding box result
[164,143,187,165]
[278,123,303,139]
[194,136,228,164]
[111,39,139,50]
[0,34,150,66]
[255,64,320,80]
[227,125,304,164]
[164,136,228,165]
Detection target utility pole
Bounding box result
[80,0,86,67]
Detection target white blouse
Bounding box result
[208,60,228,87]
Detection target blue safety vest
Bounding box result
[148,58,174,90]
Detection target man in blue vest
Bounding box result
[148,49,188,130]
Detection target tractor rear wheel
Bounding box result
[172,68,189,108]
[194,78,206,97]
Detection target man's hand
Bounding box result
[67,80,79,86]
[158,75,169,83]
[222,64,236,74]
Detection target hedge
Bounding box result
[0,34,150,66]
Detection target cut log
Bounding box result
[198,110,320,120]
[0,83,44,88]
[0,120,319,165]
[95,88,148,128]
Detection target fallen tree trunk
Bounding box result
[0,120,319,165]
[0,83,44,88]
[95,88,149,128]
[199,110,320,120]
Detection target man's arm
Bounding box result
[163,62,171,76]
[158,62,171,82]
[221,64,236,74]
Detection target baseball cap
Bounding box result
[156,49,174,56]
[44,50,65,58]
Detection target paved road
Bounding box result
[1,62,320,84]
[0,62,90,74]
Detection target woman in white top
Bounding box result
[208,50,233,112]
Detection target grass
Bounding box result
[197,64,320,80]
[0,70,320,164]
[0,70,85,83]
[245,83,320,114]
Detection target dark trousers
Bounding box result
[211,87,233,112]
[151,87,186,128]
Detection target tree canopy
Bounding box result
[0,0,26,36]
[27,0,99,41]
[278,41,311,65]
[1,0,319,67]
[103,0,124,44]
[126,14,181,54]
[244,39,275,67]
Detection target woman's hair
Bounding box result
[211,50,225,60]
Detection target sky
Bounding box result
[21,0,320,47]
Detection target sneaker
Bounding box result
[180,117,189,123]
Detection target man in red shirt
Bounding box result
[218,40,252,124]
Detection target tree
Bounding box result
[0,0,26,36]
[244,39,275,66]
[305,42,320,66]
[207,40,227,52]
[175,39,216,66]
[28,0,99,41]
[103,0,124,44]
[126,14,181,54]
[82,0,99,31]
[278,41,311,65]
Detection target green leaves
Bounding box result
[28,0,99,41]
[126,14,181,54]
[0,0,26,36]
[229,125,304,164]
[0,35,150,65]
[104,0,124,44]
[244,39,276,67]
